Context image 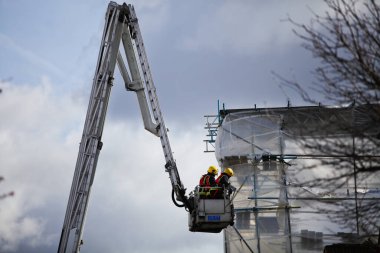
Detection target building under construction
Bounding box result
[205,103,380,253]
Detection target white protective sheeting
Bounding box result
[213,111,380,253]
[215,114,286,161]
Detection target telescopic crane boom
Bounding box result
[57,3,190,252]
[58,3,233,253]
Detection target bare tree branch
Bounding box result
[279,0,380,236]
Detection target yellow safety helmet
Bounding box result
[207,165,218,175]
[224,168,234,177]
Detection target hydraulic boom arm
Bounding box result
[57,3,191,253]
[121,5,192,210]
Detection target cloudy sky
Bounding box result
[0,0,328,252]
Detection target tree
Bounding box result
[0,177,14,200]
[280,0,380,237]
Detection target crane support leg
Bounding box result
[57,3,124,252]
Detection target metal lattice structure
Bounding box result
[58,3,234,252]
[57,3,191,252]
[212,104,380,253]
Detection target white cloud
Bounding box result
[0,208,45,251]
[0,78,85,252]
[0,78,222,252]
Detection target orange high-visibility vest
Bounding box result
[216,173,229,187]
[199,174,211,186]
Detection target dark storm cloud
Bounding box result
[106,1,325,127]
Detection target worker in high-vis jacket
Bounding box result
[199,165,218,198]
[199,165,218,187]
[216,168,236,195]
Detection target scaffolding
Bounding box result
[209,104,380,253]
[204,114,219,152]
